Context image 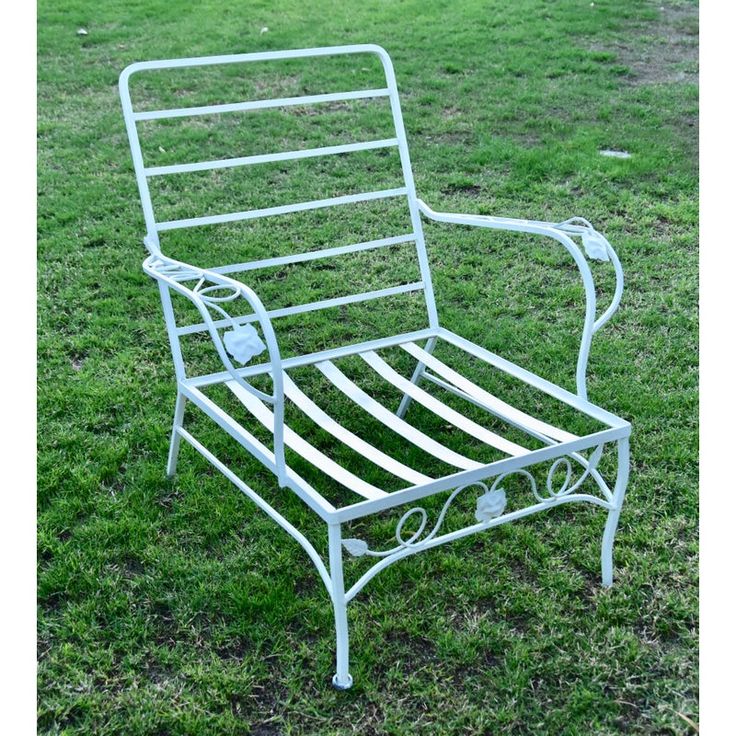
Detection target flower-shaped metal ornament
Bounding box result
[475,488,507,522]
[581,229,611,261]
[223,324,267,364]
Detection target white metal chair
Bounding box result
[119,45,630,689]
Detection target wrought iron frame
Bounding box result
[119,45,631,689]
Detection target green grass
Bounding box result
[38,1,698,733]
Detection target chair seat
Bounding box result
[181,330,629,520]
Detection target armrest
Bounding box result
[417,199,624,400]
[143,252,287,485]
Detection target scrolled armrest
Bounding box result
[143,253,287,483]
[417,199,624,400]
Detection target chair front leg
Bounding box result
[601,437,630,587]
[328,522,353,689]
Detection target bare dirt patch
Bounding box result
[594,2,698,85]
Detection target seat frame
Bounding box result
[119,45,631,689]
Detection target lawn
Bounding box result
[37,1,698,734]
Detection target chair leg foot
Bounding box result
[166,393,187,478]
[331,673,354,690]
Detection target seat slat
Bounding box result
[316,361,483,471]
[283,375,432,486]
[401,343,578,443]
[360,351,528,457]
[226,381,387,501]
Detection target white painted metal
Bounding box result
[397,336,436,419]
[601,437,630,587]
[226,379,387,501]
[210,234,416,276]
[413,367,610,512]
[156,187,410,232]
[166,392,187,477]
[438,328,629,429]
[344,488,612,603]
[400,342,577,443]
[331,425,627,524]
[175,281,424,337]
[178,382,334,518]
[185,328,438,387]
[120,44,631,690]
[328,522,352,689]
[133,87,391,121]
[416,200,625,402]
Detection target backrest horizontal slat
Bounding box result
[155,187,409,231]
[176,281,425,336]
[210,234,416,275]
[133,88,390,121]
[144,138,400,177]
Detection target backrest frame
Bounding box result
[119,44,439,346]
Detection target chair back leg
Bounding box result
[396,336,437,419]
[166,392,187,478]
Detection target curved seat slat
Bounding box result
[316,361,483,471]
[401,342,578,443]
[226,380,387,501]
[360,350,528,457]
[283,375,433,486]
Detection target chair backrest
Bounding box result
[119,45,439,353]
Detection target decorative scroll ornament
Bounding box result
[535,444,605,503]
[148,256,275,402]
[343,447,606,559]
[554,217,612,262]
[343,480,506,559]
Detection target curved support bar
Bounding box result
[568,449,614,503]
[143,253,288,485]
[345,491,612,603]
[176,427,333,594]
[549,217,624,335]
[417,199,624,401]
[593,241,623,334]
